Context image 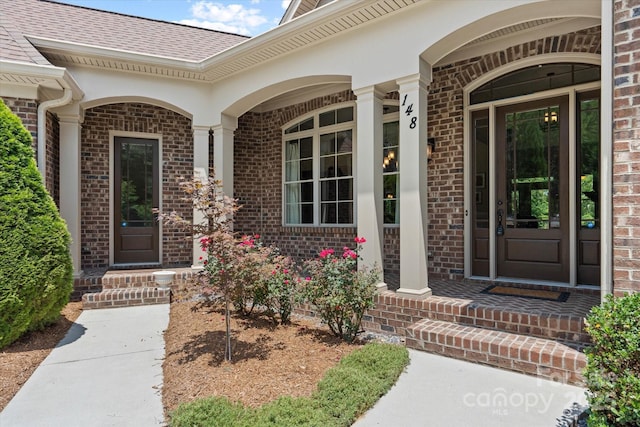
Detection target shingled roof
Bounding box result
[0,0,250,65]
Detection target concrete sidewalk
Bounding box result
[0,304,169,427]
[353,349,587,427]
[1,304,588,427]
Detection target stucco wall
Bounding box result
[80,103,193,270]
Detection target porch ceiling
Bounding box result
[28,0,420,83]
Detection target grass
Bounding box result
[169,343,410,427]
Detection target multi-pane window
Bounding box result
[383,104,400,224]
[284,106,354,225]
[383,121,399,224]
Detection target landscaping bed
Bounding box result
[162,300,360,413]
[0,302,83,411]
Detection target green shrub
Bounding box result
[169,343,409,427]
[302,237,379,342]
[0,99,73,349]
[584,293,640,426]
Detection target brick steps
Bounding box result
[423,298,590,345]
[406,318,586,385]
[77,268,195,309]
[82,287,171,309]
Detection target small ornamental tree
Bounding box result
[0,99,73,349]
[584,293,640,427]
[302,237,379,342]
[159,175,241,361]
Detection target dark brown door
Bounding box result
[114,137,159,264]
[496,97,569,282]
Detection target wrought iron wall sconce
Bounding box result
[427,137,436,162]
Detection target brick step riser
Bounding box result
[425,309,589,345]
[406,319,586,386]
[82,288,170,310]
[101,276,193,290]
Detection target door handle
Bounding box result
[497,208,504,236]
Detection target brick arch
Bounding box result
[425,26,602,279]
[80,102,193,269]
[455,27,601,88]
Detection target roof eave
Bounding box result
[0,59,84,100]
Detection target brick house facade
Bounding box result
[613,0,640,295]
[1,0,638,300]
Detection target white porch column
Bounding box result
[192,125,210,267]
[354,86,385,287]
[58,109,83,277]
[396,70,432,299]
[212,114,236,197]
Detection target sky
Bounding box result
[53,0,293,36]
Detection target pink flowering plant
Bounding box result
[302,237,379,342]
[261,255,300,325]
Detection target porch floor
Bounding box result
[427,279,600,320]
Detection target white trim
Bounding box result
[488,106,497,280]
[281,102,357,227]
[568,89,577,286]
[463,56,603,286]
[600,0,613,300]
[109,131,163,266]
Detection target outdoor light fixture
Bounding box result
[427,137,436,162]
[544,111,558,123]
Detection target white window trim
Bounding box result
[281,103,357,227]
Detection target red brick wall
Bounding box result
[4,98,60,205]
[232,27,602,287]
[234,91,360,266]
[81,103,193,270]
[428,26,602,280]
[613,0,640,295]
[2,97,38,152]
[46,111,60,207]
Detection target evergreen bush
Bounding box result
[0,99,73,349]
[584,293,640,426]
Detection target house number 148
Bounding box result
[402,94,417,129]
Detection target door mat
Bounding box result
[481,285,570,302]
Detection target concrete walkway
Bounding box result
[354,349,588,427]
[0,304,169,427]
[2,304,588,427]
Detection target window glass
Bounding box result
[283,107,354,225]
[471,63,600,104]
[383,121,400,224]
[578,96,600,229]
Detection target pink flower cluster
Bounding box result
[318,237,366,260]
[319,248,335,259]
[200,237,212,251]
[239,234,260,248]
[342,247,357,259]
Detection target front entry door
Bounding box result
[114,137,159,264]
[495,97,569,282]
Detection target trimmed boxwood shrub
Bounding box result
[584,293,640,426]
[0,99,73,349]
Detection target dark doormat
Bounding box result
[481,285,570,302]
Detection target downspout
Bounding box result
[37,87,73,183]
